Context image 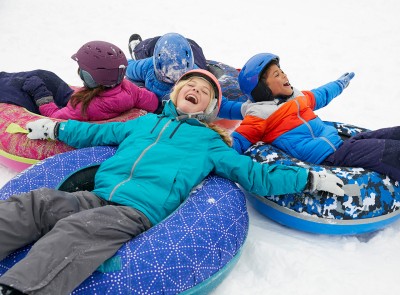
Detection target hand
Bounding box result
[307,171,344,196]
[336,72,355,90]
[22,76,54,106]
[26,119,57,140]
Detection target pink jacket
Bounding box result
[39,79,159,121]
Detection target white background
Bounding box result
[1,0,400,294]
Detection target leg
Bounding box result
[0,205,150,295]
[325,138,400,181]
[0,189,104,261]
[352,126,400,140]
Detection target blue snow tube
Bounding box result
[245,121,400,235]
[0,146,248,294]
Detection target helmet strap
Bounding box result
[176,108,205,121]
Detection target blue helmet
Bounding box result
[153,33,194,84]
[238,53,279,102]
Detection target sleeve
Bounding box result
[234,115,266,144]
[125,58,151,82]
[211,143,309,196]
[123,81,159,113]
[218,96,244,120]
[232,131,252,154]
[310,81,343,110]
[38,103,81,120]
[57,119,139,148]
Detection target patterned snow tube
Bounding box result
[244,121,400,235]
[207,60,247,132]
[0,103,147,172]
[0,146,248,294]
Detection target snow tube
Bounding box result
[244,121,400,235]
[0,146,248,294]
[207,60,246,132]
[0,103,147,172]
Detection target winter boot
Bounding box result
[128,34,142,60]
[0,284,25,295]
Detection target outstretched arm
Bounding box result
[311,72,355,110]
[217,96,244,120]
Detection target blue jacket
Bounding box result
[232,82,344,164]
[125,58,243,120]
[58,100,308,225]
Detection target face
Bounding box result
[176,77,212,114]
[263,64,293,97]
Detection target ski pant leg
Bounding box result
[187,38,208,70]
[352,126,400,140]
[133,37,159,60]
[0,188,104,261]
[0,205,151,295]
[34,70,74,107]
[323,137,400,181]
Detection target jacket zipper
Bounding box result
[108,119,172,201]
[294,99,337,151]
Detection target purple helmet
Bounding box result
[71,41,128,88]
[153,33,194,84]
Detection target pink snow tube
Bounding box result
[0,103,147,172]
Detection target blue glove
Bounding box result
[22,76,54,106]
[336,72,355,90]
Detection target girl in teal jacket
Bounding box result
[0,70,343,295]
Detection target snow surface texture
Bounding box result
[1,0,400,294]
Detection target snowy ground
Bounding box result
[1,0,400,294]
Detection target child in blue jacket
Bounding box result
[233,52,400,182]
[125,32,244,119]
[0,69,343,295]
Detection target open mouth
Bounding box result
[284,81,291,87]
[185,94,198,104]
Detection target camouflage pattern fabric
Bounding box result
[245,122,400,221]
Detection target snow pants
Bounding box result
[133,36,208,70]
[0,70,73,114]
[0,188,151,295]
[323,126,400,181]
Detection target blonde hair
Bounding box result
[170,77,232,146]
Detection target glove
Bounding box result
[307,171,344,196]
[22,76,54,106]
[26,118,57,140]
[336,72,355,90]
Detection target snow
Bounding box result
[1,0,400,294]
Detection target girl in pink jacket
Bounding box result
[22,40,158,121]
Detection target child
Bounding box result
[21,40,159,121]
[0,69,343,295]
[233,52,400,181]
[125,32,244,119]
[128,33,208,70]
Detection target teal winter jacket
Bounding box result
[58,100,309,225]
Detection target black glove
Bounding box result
[22,76,54,106]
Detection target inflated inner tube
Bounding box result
[244,121,400,235]
[0,146,249,294]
